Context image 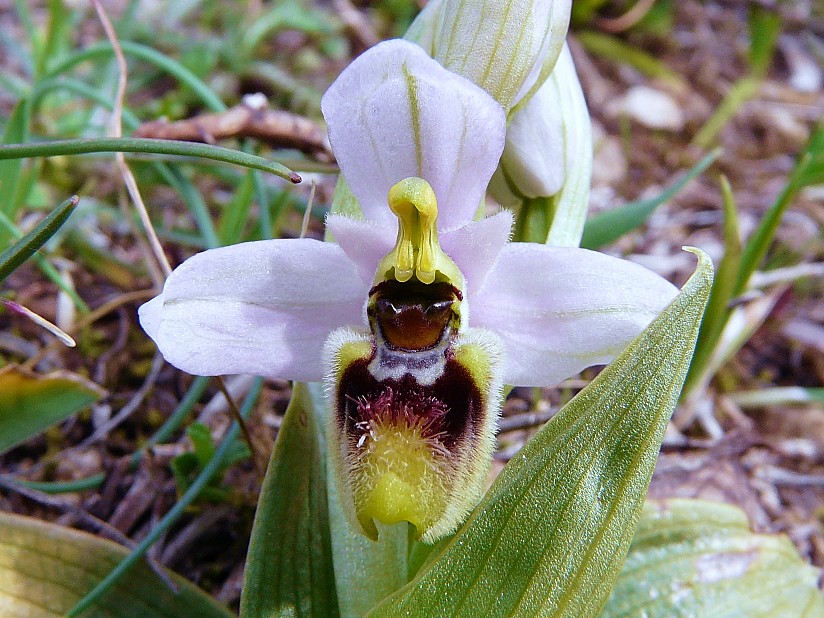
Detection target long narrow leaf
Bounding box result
[368,250,713,618]
[0,98,30,221]
[44,41,226,112]
[692,77,761,149]
[0,195,78,282]
[0,208,89,311]
[67,379,263,617]
[682,176,741,396]
[736,121,824,293]
[581,149,721,249]
[240,382,338,618]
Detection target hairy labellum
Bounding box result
[325,325,502,543]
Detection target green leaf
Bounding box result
[736,120,824,293]
[0,195,78,283]
[187,422,217,466]
[217,170,255,245]
[367,250,713,618]
[683,176,741,396]
[0,98,31,222]
[601,499,824,617]
[692,77,761,149]
[795,120,824,187]
[748,6,782,77]
[576,31,684,87]
[240,382,338,618]
[580,149,721,249]
[0,365,105,455]
[0,511,233,618]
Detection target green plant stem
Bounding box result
[0,137,301,183]
[67,377,263,617]
[732,387,824,408]
[576,30,683,86]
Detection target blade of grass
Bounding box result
[36,0,70,78]
[692,7,780,149]
[154,165,221,249]
[31,76,141,127]
[253,169,272,240]
[580,148,721,249]
[45,41,226,112]
[692,76,761,149]
[735,121,824,293]
[0,98,31,220]
[0,473,105,494]
[131,376,212,467]
[12,0,39,74]
[218,169,255,244]
[0,208,89,312]
[732,387,824,408]
[682,176,741,396]
[0,195,78,282]
[29,78,222,249]
[748,5,782,78]
[576,30,684,86]
[0,137,301,183]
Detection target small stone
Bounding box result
[620,85,686,131]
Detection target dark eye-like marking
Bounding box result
[369,281,460,351]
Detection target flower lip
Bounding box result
[334,343,488,539]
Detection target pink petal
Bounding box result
[325,215,395,285]
[138,239,368,381]
[322,39,505,231]
[470,244,678,386]
[441,211,513,296]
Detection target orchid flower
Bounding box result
[139,40,677,543]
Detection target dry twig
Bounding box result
[134,97,333,161]
[92,0,172,283]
